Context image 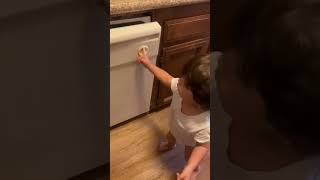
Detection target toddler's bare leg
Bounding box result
[158,131,176,152]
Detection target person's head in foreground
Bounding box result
[179,55,210,112]
[215,0,320,171]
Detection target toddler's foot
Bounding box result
[158,141,176,152]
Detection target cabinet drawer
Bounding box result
[163,14,210,44]
[161,38,210,60]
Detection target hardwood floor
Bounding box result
[110,108,210,180]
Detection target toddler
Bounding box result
[137,51,210,180]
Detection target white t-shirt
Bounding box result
[211,51,320,180]
[169,78,210,147]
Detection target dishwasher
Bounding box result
[110,16,161,127]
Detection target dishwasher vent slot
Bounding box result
[110,16,151,29]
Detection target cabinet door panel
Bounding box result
[157,38,210,105]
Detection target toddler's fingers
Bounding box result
[142,48,148,56]
[176,173,180,180]
[137,53,144,62]
[140,49,149,58]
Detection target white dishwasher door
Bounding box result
[110,22,161,127]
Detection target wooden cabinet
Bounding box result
[150,2,210,110]
[163,14,210,45]
[156,38,210,105]
[110,2,210,110]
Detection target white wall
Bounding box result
[0,0,107,179]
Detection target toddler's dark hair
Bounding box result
[232,0,320,144]
[182,55,210,110]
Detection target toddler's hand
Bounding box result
[177,165,201,180]
[137,50,151,65]
[176,166,193,180]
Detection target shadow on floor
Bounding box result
[141,112,167,138]
[159,144,186,173]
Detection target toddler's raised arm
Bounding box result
[137,51,173,88]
